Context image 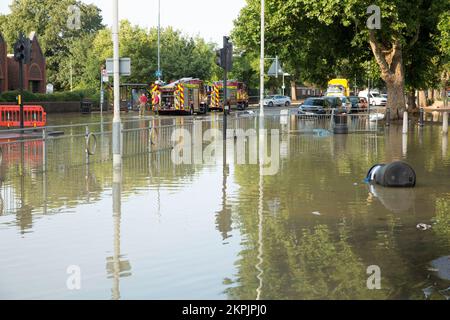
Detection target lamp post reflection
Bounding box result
[442,133,448,159]
[256,116,265,300]
[107,159,132,300]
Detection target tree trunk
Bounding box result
[418,90,427,108]
[434,89,441,101]
[368,33,406,120]
[290,81,297,101]
[406,90,417,110]
[428,89,434,101]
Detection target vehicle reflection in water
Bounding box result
[0,114,449,299]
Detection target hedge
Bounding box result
[0,89,98,104]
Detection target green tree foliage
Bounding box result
[80,22,216,89]
[233,0,449,118]
[0,0,104,90]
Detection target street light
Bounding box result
[112,0,121,167]
[157,0,161,82]
[260,0,265,117]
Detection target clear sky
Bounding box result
[0,0,247,45]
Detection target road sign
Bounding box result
[268,59,284,77]
[105,58,131,76]
[155,70,162,78]
[102,69,109,82]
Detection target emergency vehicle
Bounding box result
[152,78,208,116]
[209,80,249,111]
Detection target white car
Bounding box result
[358,90,387,107]
[263,95,291,107]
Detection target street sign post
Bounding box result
[268,58,284,77]
[106,58,131,76]
[102,69,109,82]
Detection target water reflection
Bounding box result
[215,164,232,242]
[109,162,124,300]
[0,119,450,299]
[368,184,416,213]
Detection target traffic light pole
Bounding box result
[19,57,24,130]
[223,36,228,142]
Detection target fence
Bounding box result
[0,109,379,178]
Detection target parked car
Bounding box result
[323,96,342,109]
[263,95,292,107]
[339,96,352,113]
[358,90,387,106]
[348,96,367,113]
[298,97,330,114]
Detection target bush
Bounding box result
[0,89,99,103]
[0,90,38,102]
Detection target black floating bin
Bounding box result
[370,161,416,188]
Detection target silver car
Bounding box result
[263,95,291,107]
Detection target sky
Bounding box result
[0,0,247,45]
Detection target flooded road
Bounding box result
[0,111,449,299]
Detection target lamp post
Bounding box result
[260,0,265,117]
[112,0,121,167]
[157,0,161,82]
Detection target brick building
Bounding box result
[0,33,7,93]
[0,31,46,94]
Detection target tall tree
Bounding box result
[0,0,104,90]
[233,0,449,119]
[81,22,216,89]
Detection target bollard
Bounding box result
[385,108,391,126]
[402,111,408,134]
[443,112,449,135]
[419,108,424,127]
[333,110,348,134]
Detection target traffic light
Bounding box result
[215,48,225,69]
[14,40,26,62]
[24,38,32,64]
[215,37,233,72]
[13,34,32,64]
[225,42,233,72]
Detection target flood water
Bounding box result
[0,111,449,300]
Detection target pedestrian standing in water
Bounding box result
[139,93,148,116]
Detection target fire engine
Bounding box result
[209,80,249,111]
[153,78,208,116]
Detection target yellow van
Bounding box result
[326,79,350,97]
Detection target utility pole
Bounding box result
[260,0,265,117]
[18,53,24,129]
[367,62,371,107]
[215,37,233,141]
[223,36,228,141]
[112,0,121,167]
[13,32,30,130]
[157,0,161,82]
[70,58,73,92]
